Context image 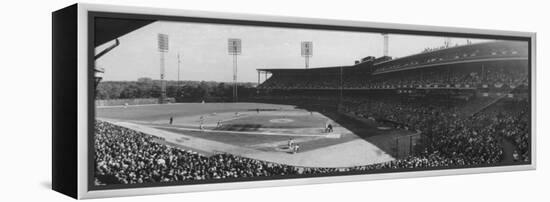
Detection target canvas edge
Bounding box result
[51,3,79,199]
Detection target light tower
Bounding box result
[444,37,452,48]
[382,33,389,56]
[301,41,313,69]
[228,38,242,102]
[158,33,169,103]
[177,52,181,87]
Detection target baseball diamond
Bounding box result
[97,102,413,168]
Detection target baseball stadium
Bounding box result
[92,18,530,186]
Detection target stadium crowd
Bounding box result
[260,66,527,90]
[340,95,529,164]
[375,44,525,73]
[474,99,530,162]
[95,120,306,184]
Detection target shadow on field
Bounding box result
[299,106,412,158]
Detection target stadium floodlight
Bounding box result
[228,38,241,55]
[301,41,312,69]
[177,52,182,89]
[158,33,169,52]
[228,38,241,102]
[381,33,389,56]
[158,33,169,103]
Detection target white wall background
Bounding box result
[0,0,547,201]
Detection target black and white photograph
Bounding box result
[4,0,550,200]
[91,13,531,190]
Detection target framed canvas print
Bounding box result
[52,3,536,199]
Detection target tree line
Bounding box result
[96,77,257,101]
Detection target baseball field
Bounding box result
[96,102,414,168]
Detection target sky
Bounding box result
[95,20,489,83]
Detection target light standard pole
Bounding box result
[178,53,181,86]
[157,33,169,103]
[301,41,313,69]
[228,38,242,102]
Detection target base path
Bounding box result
[107,120,395,168]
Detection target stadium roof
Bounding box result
[257,65,352,74]
[94,18,155,47]
[258,40,528,75]
[374,40,527,66]
[372,40,528,74]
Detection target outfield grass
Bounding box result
[97,102,296,122]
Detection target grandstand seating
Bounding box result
[258,41,528,91]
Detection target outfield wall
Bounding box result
[95,98,158,106]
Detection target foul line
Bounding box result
[151,125,341,138]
